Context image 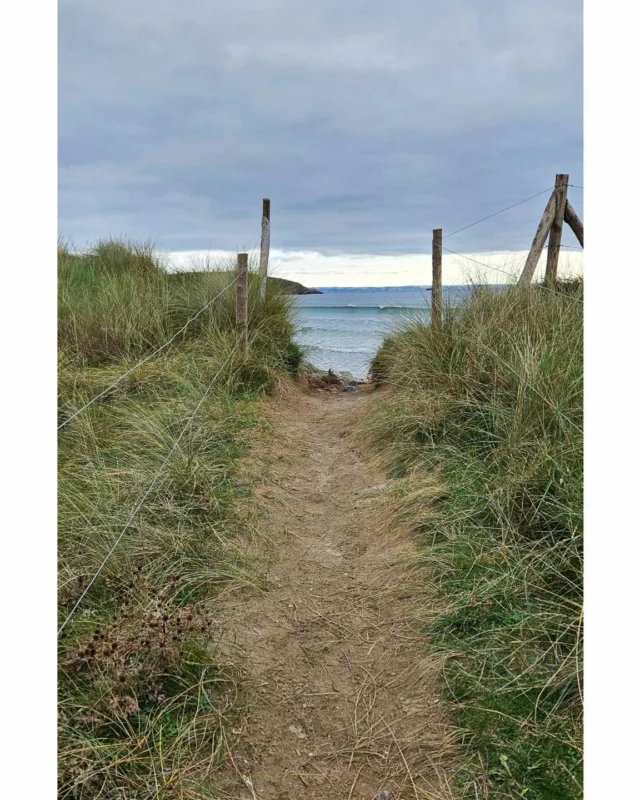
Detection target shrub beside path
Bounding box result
[217,387,457,800]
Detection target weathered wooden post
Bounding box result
[564,198,584,248]
[518,189,557,285]
[544,174,569,284]
[236,252,248,355]
[432,228,443,331]
[259,198,271,300]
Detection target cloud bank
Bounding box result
[59,0,583,261]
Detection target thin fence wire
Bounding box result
[439,245,584,304]
[58,274,240,430]
[58,337,242,636]
[443,187,554,240]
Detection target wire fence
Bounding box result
[443,186,555,240]
[439,179,583,283]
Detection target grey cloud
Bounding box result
[59,0,583,255]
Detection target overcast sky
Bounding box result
[59,0,583,285]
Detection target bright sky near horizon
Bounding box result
[167,247,584,288]
[59,0,583,279]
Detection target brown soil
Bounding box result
[219,387,457,799]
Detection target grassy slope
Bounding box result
[365,281,583,799]
[58,240,301,798]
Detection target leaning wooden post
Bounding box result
[564,199,584,248]
[432,228,443,331]
[544,174,569,284]
[259,198,271,300]
[518,188,557,285]
[236,252,249,355]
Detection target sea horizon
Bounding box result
[312,283,503,292]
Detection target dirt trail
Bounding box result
[220,388,456,799]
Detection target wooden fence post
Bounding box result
[544,174,569,284]
[259,198,271,300]
[564,199,584,248]
[236,252,248,355]
[432,229,443,331]
[518,188,557,285]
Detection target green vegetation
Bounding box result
[58,239,301,798]
[365,281,583,799]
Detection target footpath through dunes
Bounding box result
[218,388,458,800]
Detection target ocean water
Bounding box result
[294,287,472,378]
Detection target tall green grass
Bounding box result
[58,238,300,368]
[58,240,301,798]
[365,281,583,799]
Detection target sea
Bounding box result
[293,286,473,379]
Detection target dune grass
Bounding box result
[58,240,301,798]
[364,280,583,799]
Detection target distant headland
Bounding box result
[269,277,322,295]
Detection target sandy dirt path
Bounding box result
[219,388,456,800]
